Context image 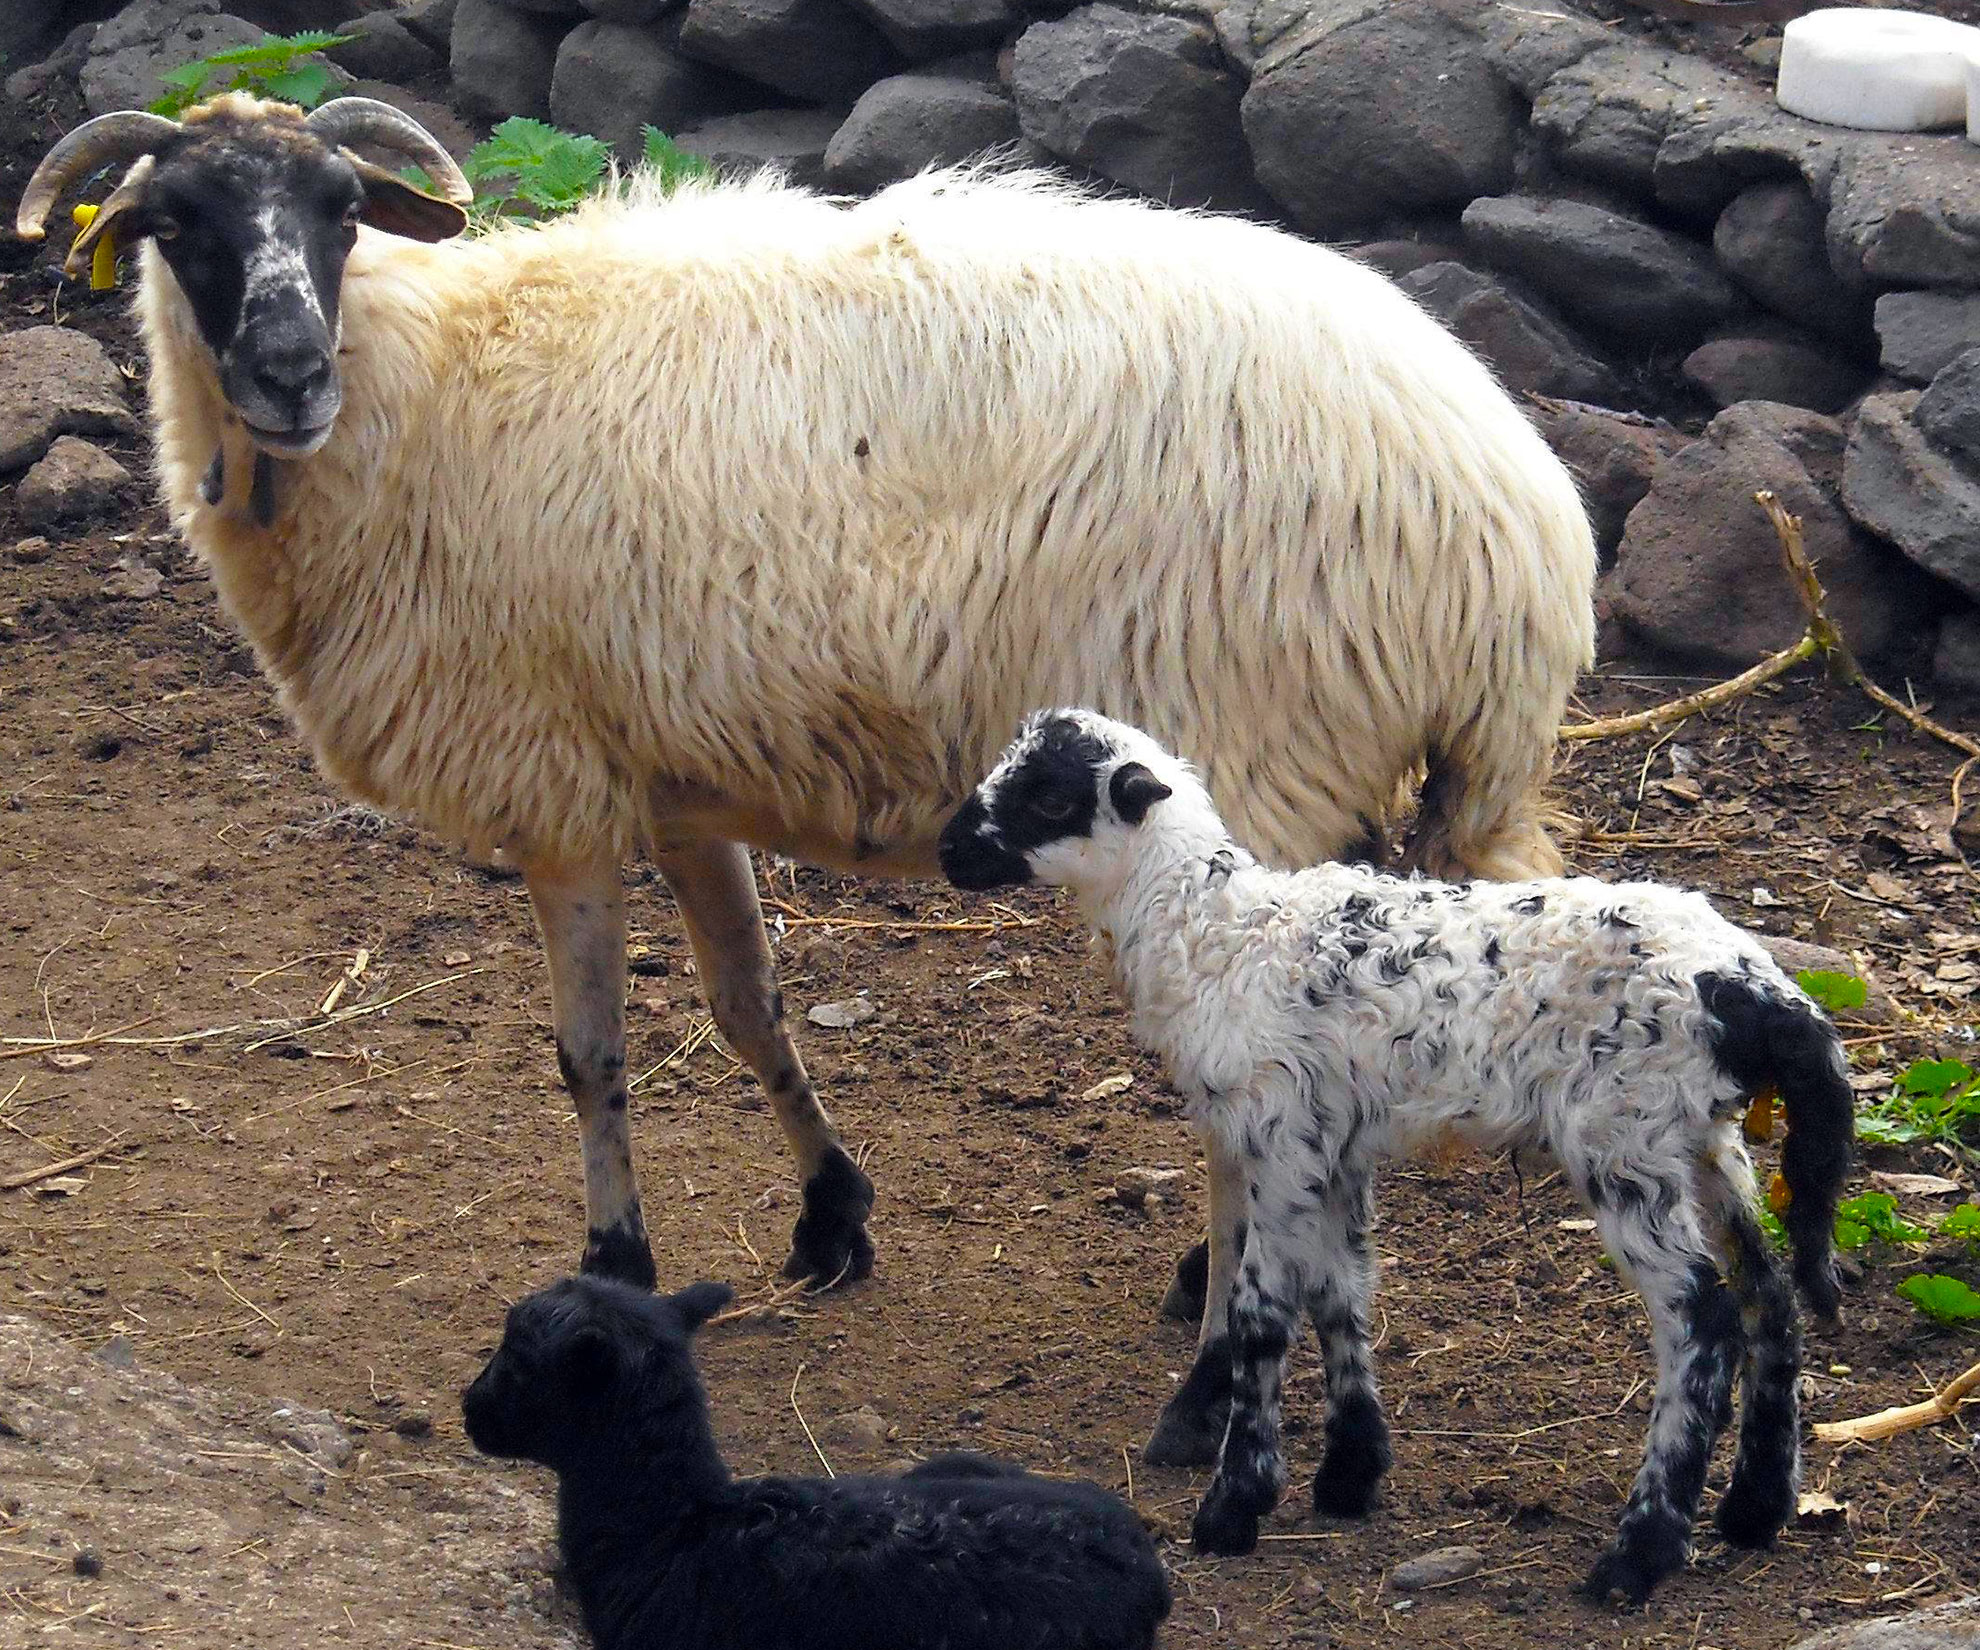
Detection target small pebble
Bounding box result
[393,1409,433,1439]
[1391,1544,1485,1591]
[72,1548,101,1578]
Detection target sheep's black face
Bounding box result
[940,709,1172,891]
[461,1276,732,1471]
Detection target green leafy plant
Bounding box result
[641,125,714,192]
[1832,1192,1929,1252]
[1940,1202,1980,1247]
[150,31,351,116]
[1897,1272,1980,1326]
[461,118,611,219]
[1796,969,1867,1015]
[1857,1057,1980,1158]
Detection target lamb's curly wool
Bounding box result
[941,710,1854,1606]
[461,1276,1171,1650]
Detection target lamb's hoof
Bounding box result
[1160,1240,1210,1322]
[1143,1394,1228,1469]
[1581,1530,1686,1609]
[782,1150,876,1288]
[580,1221,658,1290]
[1191,1488,1262,1557]
[1311,1438,1390,1519]
[1715,1475,1792,1549]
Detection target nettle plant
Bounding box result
[150,30,351,116]
[454,118,713,222]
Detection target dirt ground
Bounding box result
[4,103,1980,1650]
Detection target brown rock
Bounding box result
[0,328,137,474]
[16,437,133,531]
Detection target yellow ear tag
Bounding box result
[1767,1171,1791,1215]
[70,203,119,292]
[1743,1082,1778,1143]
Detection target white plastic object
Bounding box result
[1968,54,1980,142]
[1776,7,1980,132]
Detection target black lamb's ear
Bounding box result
[559,1323,621,1391]
[1109,762,1173,825]
[669,1281,734,1332]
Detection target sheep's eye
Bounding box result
[1033,794,1077,823]
[341,200,363,229]
[150,215,180,242]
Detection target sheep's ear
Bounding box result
[668,1281,734,1332]
[1109,762,1173,825]
[348,156,469,243]
[558,1324,621,1391]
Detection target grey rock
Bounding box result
[94,1335,139,1371]
[1877,291,1980,385]
[101,553,166,599]
[823,1405,890,1449]
[1936,609,1980,693]
[500,0,587,15]
[675,108,846,188]
[1469,0,1610,98]
[1828,134,1980,290]
[10,536,52,565]
[1916,349,1980,469]
[1242,0,1519,236]
[6,17,96,105]
[328,12,441,81]
[1461,194,1744,350]
[1391,1544,1484,1591]
[1844,393,1980,602]
[398,0,460,52]
[580,0,679,19]
[843,0,1012,61]
[1350,240,1460,280]
[1613,402,1923,663]
[551,21,759,158]
[451,0,573,119]
[1397,262,1619,405]
[824,74,1017,193]
[0,0,81,69]
[0,328,137,474]
[1787,1596,1980,1650]
[1530,43,1761,207]
[1757,936,1897,1023]
[678,0,900,103]
[1527,397,1681,564]
[16,437,132,531]
[1014,6,1263,214]
[82,0,266,116]
[1682,336,1868,416]
[1714,180,1869,341]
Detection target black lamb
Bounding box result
[461,1275,1172,1650]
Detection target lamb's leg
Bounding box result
[1190,1213,1301,1556]
[524,854,655,1288]
[1582,1195,1742,1606]
[652,838,874,1287]
[1702,1147,1800,1549]
[1306,1167,1392,1518]
[1145,1143,1247,1467]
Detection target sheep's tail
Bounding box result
[1698,969,1855,1323]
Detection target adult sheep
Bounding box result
[17,98,1598,1386]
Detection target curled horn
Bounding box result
[303,98,473,206]
[17,111,181,241]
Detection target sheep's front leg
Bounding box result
[524,854,655,1289]
[1190,1220,1300,1556]
[653,838,874,1287]
[1145,1142,1247,1467]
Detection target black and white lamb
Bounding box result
[938,709,1854,1606]
[461,1274,1172,1649]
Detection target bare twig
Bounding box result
[0,1136,126,1191]
[1814,1360,1980,1445]
[766,898,1034,935]
[1561,636,1817,742]
[790,1361,834,1478]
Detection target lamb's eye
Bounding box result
[151,215,180,241]
[341,200,363,229]
[1033,794,1077,823]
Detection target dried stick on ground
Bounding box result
[1814,1359,1980,1445]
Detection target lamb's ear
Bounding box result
[347,155,469,242]
[668,1281,734,1332]
[558,1324,621,1391]
[1109,762,1173,825]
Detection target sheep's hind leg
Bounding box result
[1190,1220,1300,1556]
[1306,1167,1392,1518]
[524,854,655,1289]
[1582,1196,1741,1607]
[653,838,874,1288]
[1145,1143,1247,1467]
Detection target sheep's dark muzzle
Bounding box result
[939,795,1032,890]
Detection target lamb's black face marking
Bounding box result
[939,712,1112,890]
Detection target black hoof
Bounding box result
[783,1149,876,1288]
[1191,1489,1262,1556]
[1143,1395,1228,1469]
[1715,1475,1793,1549]
[580,1221,658,1290]
[1312,1435,1390,1519]
[1582,1529,1686,1608]
[1161,1240,1210,1323]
